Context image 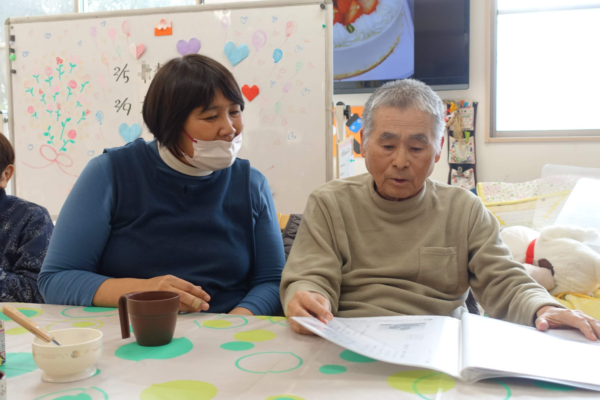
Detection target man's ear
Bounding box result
[434,136,445,163]
[0,165,15,189]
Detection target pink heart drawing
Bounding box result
[263,115,270,122]
[279,68,286,73]
[112,56,119,61]
[93,92,100,99]
[300,108,307,114]
[257,59,265,66]
[281,118,288,126]
[129,43,145,59]
[307,62,315,69]
[234,31,242,37]
[296,80,303,86]
[305,39,310,43]
[29,30,34,35]
[273,31,280,36]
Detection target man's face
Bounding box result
[362,107,443,201]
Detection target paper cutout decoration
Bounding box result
[176,38,201,56]
[119,123,142,143]
[346,114,362,133]
[155,19,172,36]
[224,42,249,66]
[241,85,260,102]
[129,43,145,59]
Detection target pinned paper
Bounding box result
[129,43,146,59]
[155,19,172,36]
[241,85,259,102]
[119,123,142,143]
[176,38,201,56]
[459,106,475,130]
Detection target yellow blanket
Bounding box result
[552,289,600,320]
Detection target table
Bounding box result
[0,303,596,400]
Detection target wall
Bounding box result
[334,0,600,184]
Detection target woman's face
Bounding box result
[179,90,244,158]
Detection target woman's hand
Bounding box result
[536,306,600,341]
[229,307,254,316]
[145,275,211,313]
[287,290,333,335]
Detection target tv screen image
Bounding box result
[333,0,415,82]
[334,0,470,94]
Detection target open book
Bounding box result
[293,313,600,391]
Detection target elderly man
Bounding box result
[281,79,600,340]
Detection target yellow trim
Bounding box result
[555,292,597,300]
[480,189,572,207]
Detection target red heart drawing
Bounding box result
[281,118,288,126]
[257,59,265,66]
[39,89,43,94]
[241,84,260,102]
[300,108,307,114]
[56,57,64,65]
[235,31,242,37]
[279,68,287,73]
[273,31,280,36]
[307,62,315,69]
[85,109,91,116]
[263,115,270,122]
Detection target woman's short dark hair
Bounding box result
[0,134,15,173]
[143,54,245,154]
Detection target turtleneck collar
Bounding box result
[157,144,213,177]
[367,174,429,217]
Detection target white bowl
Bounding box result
[32,328,103,383]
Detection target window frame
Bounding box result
[487,0,600,143]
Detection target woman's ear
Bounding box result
[0,165,15,189]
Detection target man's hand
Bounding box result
[287,290,333,335]
[145,275,210,313]
[536,306,600,341]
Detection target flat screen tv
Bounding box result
[333,0,470,94]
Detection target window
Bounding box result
[490,0,600,139]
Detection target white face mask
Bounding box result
[181,131,243,171]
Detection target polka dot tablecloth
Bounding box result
[0,303,597,399]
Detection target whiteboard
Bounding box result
[6,0,333,217]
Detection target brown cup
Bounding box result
[118,291,180,347]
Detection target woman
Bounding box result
[0,133,53,303]
[39,55,285,316]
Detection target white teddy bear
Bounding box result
[500,225,600,296]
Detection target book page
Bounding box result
[293,315,461,378]
[460,313,600,390]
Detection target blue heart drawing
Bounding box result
[44,33,51,39]
[288,132,297,140]
[100,21,106,27]
[22,51,29,57]
[27,144,33,151]
[302,88,311,96]
[77,41,82,46]
[118,123,142,143]
[270,81,276,88]
[272,16,278,23]
[240,16,248,24]
[224,41,249,66]
[295,45,303,53]
[87,150,95,157]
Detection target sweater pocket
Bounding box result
[419,247,459,293]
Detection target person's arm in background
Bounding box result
[232,172,286,316]
[39,155,210,311]
[0,206,53,303]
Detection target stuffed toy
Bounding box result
[500,225,600,296]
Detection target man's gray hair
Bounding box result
[361,79,445,154]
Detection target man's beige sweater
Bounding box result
[281,174,563,327]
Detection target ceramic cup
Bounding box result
[0,371,5,399]
[118,291,180,347]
